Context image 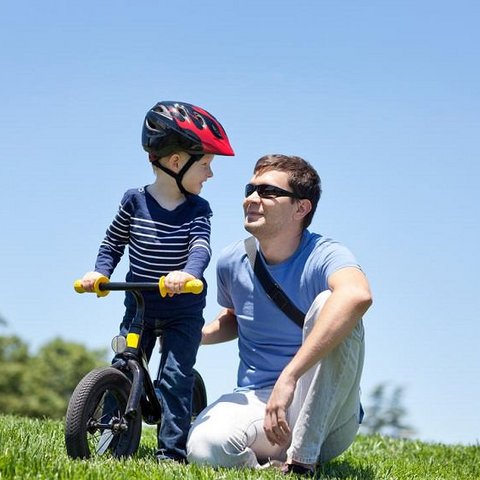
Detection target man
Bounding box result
[187,154,372,476]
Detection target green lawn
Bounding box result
[0,414,478,479]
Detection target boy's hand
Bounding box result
[80,271,105,292]
[164,271,196,296]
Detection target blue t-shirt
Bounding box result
[217,230,360,390]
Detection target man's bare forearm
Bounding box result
[283,268,372,383]
[201,308,239,345]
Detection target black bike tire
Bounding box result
[65,367,142,459]
[192,368,207,419]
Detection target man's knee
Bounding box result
[187,421,259,468]
[187,424,231,466]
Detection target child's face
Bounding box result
[182,154,214,195]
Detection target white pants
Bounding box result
[187,291,365,467]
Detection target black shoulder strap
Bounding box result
[244,236,305,328]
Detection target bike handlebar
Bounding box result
[73,276,204,298]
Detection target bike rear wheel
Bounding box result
[65,367,142,459]
[192,368,207,420]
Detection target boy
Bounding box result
[80,101,234,461]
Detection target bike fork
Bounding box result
[125,359,162,424]
[124,360,144,420]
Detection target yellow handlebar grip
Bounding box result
[159,277,167,297]
[73,276,110,297]
[158,277,204,297]
[93,276,110,297]
[73,280,86,293]
[184,279,204,295]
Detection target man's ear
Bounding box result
[295,199,312,220]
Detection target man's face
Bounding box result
[243,169,300,240]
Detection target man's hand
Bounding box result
[263,372,296,446]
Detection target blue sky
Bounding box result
[1,1,478,446]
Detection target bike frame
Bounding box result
[107,285,162,424]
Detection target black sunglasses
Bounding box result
[245,183,300,199]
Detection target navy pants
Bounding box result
[118,308,204,461]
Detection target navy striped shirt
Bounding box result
[94,187,211,313]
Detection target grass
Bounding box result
[0,414,478,479]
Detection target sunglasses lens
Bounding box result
[245,184,255,197]
[245,184,271,197]
[259,186,277,197]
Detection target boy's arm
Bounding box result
[201,308,238,345]
[94,199,131,277]
[81,202,130,291]
[183,207,212,279]
[183,238,211,279]
[167,215,211,292]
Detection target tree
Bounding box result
[0,335,108,419]
[360,382,415,438]
[0,335,31,414]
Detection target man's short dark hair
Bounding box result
[254,154,321,230]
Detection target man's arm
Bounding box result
[264,267,372,446]
[283,267,372,378]
[201,308,239,345]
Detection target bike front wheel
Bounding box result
[65,367,142,459]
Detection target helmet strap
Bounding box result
[151,154,203,196]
